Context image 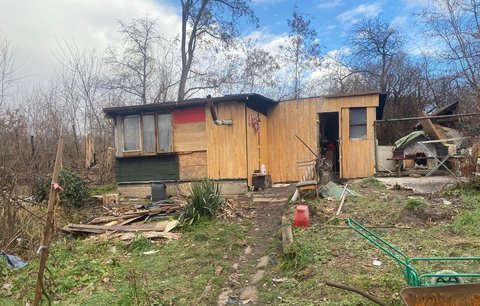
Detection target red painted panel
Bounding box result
[173,107,206,124]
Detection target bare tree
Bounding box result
[0,36,21,110]
[347,16,405,95]
[177,0,257,101]
[106,17,164,105]
[280,6,321,99]
[419,0,480,111]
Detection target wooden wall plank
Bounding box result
[173,122,207,152]
[206,102,247,179]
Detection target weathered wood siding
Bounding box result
[207,102,247,179]
[115,155,179,182]
[267,99,318,183]
[267,94,379,182]
[179,151,207,180]
[246,108,268,185]
[173,122,207,152]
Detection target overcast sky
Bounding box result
[0,0,432,84]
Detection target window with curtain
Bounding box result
[123,116,140,151]
[157,114,172,152]
[349,108,367,139]
[142,115,155,153]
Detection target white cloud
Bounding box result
[404,0,430,8]
[392,15,408,27]
[0,0,181,81]
[252,0,285,5]
[317,0,342,9]
[337,3,382,23]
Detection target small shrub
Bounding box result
[179,179,224,226]
[404,199,428,210]
[33,168,91,208]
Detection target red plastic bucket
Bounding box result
[293,205,310,227]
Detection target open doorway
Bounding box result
[319,112,340,173]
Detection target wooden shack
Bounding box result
[103,92,384,196]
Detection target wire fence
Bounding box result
[374,114,480,177]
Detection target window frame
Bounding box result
[122,112,173,156]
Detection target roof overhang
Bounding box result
[103,94,277,118]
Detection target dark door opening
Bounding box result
[319,112,340,173]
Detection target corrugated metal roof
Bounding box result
[103,93,276,117]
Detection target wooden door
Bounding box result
[340,107,376,178]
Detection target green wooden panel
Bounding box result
[115,155,179,182]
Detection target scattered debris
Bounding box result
[61,202,182,241]
[272,183,290,188]
[319,181,359,200]
[0,252,27,269]
[143,250,159,255]
[372,259,382,266]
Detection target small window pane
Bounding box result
[142,115,155,153]
[349,108,367,139]
[350,125,367,139]
[124,116,140,151]
[350,108,366,125]
[157,114,172,152]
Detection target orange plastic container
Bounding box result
[293,205,310,227]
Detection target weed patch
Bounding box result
[404,198,428,210]
[361,177,385,189]
[451,209,480,236]
[89,183,117,196]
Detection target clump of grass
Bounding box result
[446,177,480,197]
[281,240,315,272]
[451,209,480,236]
[89,183,117,196]
[127,234,153,252]
[179,179,224,226]
[404,199,428,210]
[361,177,385,189]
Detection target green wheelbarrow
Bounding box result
[345,218,480,305]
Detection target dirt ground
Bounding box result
[216,186,293,304]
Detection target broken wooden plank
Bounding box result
[117,216,143,226]
[117,231,181,241]
[63,220,172,234]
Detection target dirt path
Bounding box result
[217,186,293,305]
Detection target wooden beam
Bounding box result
[33,134,64,306]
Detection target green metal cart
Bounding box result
[347,218,480,287]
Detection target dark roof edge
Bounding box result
[324,90,381,98]
[103,93,276,117]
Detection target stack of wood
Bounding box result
[62,203,182,241]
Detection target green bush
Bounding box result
[33,168,91,208]
[179,179,224,226]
